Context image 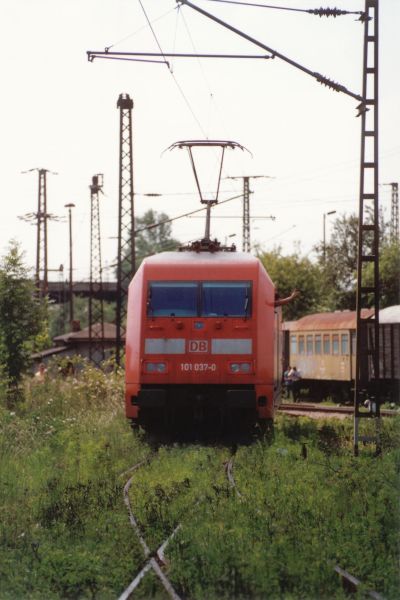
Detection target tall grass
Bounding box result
[0,360,152,599]
[1,362,399,599]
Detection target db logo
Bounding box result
[188,340,209,353]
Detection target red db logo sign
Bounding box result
[188,340,209,353]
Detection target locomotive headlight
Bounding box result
[229,362,252,374]
[145,362,167,373]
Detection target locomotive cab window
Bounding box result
[147,282,197,317]
[201,282,251,317]
[147,281,251,317]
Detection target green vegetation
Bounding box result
[258,248,324,320]
[1,364,399,599]
[258,212,399,319]
[135,209,181,265]
[0,241,44,398]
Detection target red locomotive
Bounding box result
[124,242,282,430]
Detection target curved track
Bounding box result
[119,447,238,599]
[119,456,182,600]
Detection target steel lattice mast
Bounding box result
[20,168,58,297]
[36,169,48,295]
[388,183,399,242]
[88,174,105,366]
[353,0,381,456]
[116,93,135,366]
[226,175,273,252]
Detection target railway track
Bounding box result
[119,446,238,599]
[118,454,182,600]
[279,402,398,418]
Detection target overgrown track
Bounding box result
[119,446,239,599]
[119,455,182,600]
[225,454,242,499]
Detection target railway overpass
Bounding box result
[46,281,117,303]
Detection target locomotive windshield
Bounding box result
[147,282,198,317]
[147,281,251,317]
[202,282,251,317]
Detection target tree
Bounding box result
[314,211,392,310]
[257,247,325,321]
[366,241,400,308]
[314,213,359,310]
[135,210,181,267]
[0,241,43,393]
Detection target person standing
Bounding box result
[288,366,302,402]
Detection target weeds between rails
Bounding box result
[119,454,182,600]
[119,444,244,600]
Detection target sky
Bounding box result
[1,0,399,282]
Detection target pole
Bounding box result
[323,210,336,263]
[65,203,75,323]
[116,93,135,366]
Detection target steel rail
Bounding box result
[225,454,242,499]
[279,402,397,417]
[120,458,182,600]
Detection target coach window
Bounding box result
[306,335,313,355]
[298,335,305,355]
[315,334,322,354]
[201,282,251,317]
[351,332,356,354]
[290,335,297,355]
[332,334,339,355]
[147,282,197,317]
[323,334,330,354]
[341,334,349,355]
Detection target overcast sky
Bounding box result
[1,0,399,281]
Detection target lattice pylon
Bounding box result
[353,0,381,456]
[36,169,48,296]
[116,93,135,365]
[389,183,399,242]
[242,177,251,252]
[88,174,105,366]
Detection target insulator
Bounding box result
[308,7,347,18]
[314,72,347,94]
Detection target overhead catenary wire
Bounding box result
[177,0,364,104]
[136,0,208,137]
[134,192,243,234]
[105,6,177,51]
[199,0,366,19]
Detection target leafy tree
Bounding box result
[135,210,181,267]
[0,241,43,393]
[257,247,325,320]
[314,213,358,310]
[366,241,400,308]
[314,211,393,310]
